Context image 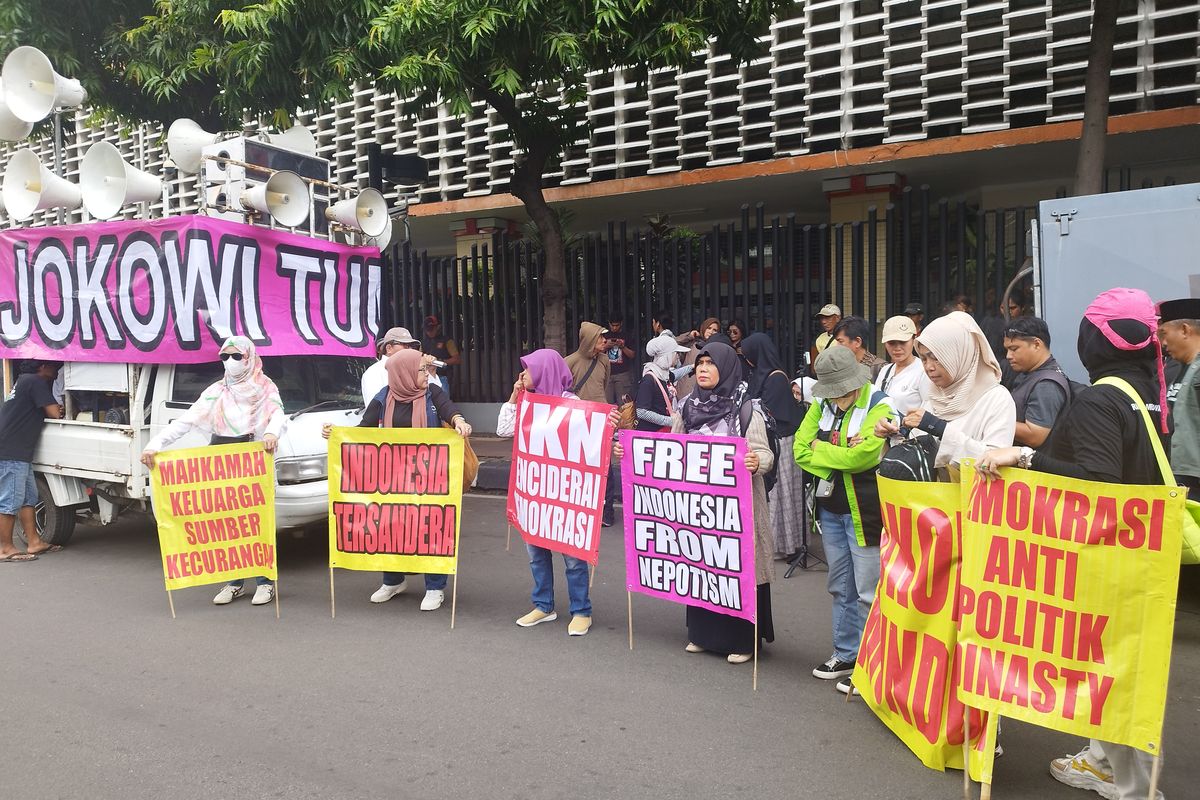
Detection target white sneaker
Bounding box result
[1050,746,1117,800]
[370,579,408,603]
[213,584,245,605]
[251,584,275,605]
[420,589,445,611]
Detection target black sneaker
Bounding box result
[601,514,614,528]
[836,677,861,696]
[812,655,855,680]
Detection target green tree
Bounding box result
[2,0,784,351]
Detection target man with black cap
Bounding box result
[1159,298,1200,498]
[903,301,925,334]
[0,360,64,562]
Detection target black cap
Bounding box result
[903,302,924,315]
[1158,298,1200,324]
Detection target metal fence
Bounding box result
[384,189,1036,403]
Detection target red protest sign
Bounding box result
[506,393,615,564]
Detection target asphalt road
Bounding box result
[4,495,1199,800]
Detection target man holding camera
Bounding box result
[793,346,895,694]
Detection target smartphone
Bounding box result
[815,478,835,498]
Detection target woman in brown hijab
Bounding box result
[325,349,472,610]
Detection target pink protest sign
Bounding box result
[0,215,380,362]
[620,429,757,622]
[506,393,615,564]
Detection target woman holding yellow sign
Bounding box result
[141,336,285,607]
[323,349,471,612]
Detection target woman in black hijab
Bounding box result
[741,333,805,558]
[675,342,776,662]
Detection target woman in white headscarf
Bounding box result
[634,333,690,431]
[876,311,1015,469]
[141,336,286,606]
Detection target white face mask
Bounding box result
[223,357,249,378]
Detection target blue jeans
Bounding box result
[229,577,272,588]
[383,571,447,591]
[0,460,38,516]
[819,508,881,663]
[526,543,591,616]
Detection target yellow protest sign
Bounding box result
[327,426,464,574]
[151,443,277,591]
[957,466,1184,754]
[852,478,997,783]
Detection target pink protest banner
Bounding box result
[619,429,756,622]
[505,393,615,564]
[0,215,380,362]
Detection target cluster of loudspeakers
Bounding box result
[166,117,390,241]
[0,45,393,245]
[4,124,391,241]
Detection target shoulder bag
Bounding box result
[1097,376,1200,564]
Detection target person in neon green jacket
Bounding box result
[794,345,897,694]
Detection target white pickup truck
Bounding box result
[14,353,373,545]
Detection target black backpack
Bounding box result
[738,394,781,495]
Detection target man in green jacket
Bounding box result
[794,345,897,695]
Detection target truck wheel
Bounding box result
[13,476,77,547]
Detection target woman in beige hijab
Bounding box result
[876,311,1015,468]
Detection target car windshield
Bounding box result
[172,355,374,414]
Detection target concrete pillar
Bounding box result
[823,172,903,342]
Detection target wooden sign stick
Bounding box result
[329,568,336,619]
[752,618,759,691]
[626,591,634,650]
[506,525,512,551]
[589,563,596,588]
[961,711,972,800]
[450,574,459,630]
[1147,746,1163,800]
[274,580,280,620]
[166,589,176,620]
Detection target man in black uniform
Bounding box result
[1004,316,1070,448]
[0,360,64,562]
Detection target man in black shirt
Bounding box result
[0,360,64,562]
[421,316,461,395]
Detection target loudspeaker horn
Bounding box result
[361,218,394,251]
[80,141,164,220]
[0,79,34,141]
[1,46,87,123]
[268,124,316,156]
[324,189,389,237]
[2,148,82,220]
[240,170,310,228]
[166,118,221,175]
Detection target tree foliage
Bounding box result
[2,0,787,348]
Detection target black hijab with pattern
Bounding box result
[680,342,746,435]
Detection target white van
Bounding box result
[15,353,372,545]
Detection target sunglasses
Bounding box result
[219,353,245,361]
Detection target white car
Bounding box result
[17,354,372,545]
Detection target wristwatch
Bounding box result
[1017,446,1035,470]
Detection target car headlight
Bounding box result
[276,455,328,485]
